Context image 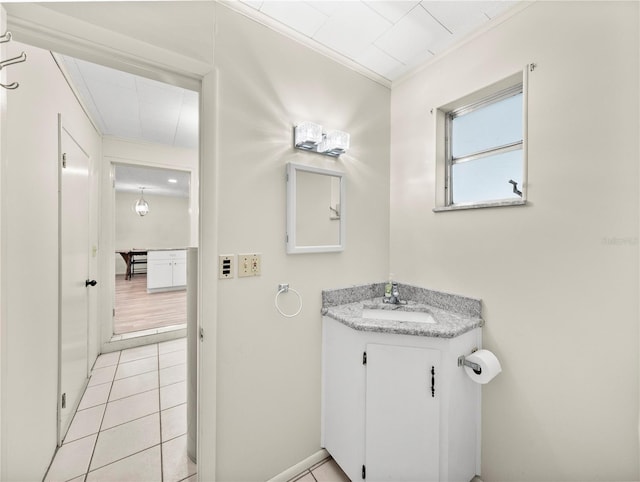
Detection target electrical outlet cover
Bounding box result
[238,253,261,277]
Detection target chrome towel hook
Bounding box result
[0,32,27,90]
[0,51,26,70]
[0,81,18,90]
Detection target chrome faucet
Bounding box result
[384,282,402,304]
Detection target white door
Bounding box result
[365,344,441,482]
[59,117,91,444]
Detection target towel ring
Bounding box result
[275,283,303,318]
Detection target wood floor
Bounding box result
[114,274,186,335]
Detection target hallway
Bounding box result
[44,339,195,481]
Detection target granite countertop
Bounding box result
[321,282,484,339]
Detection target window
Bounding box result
[439,80,526,210]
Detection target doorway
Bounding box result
[53,52,200,473]
[53,54,200,349]
[113,163,192,338]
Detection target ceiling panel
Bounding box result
[365,1,420,23]
[374,5,449,64]
[312,2,392,58]
[260,1,328,37]
[422,1,492,34]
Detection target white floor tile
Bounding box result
[67,476,86,482]
[120,344,158,363]
[160,363,186,387]
[90,413,160,471]
[44,434,97,482]
[160,381,186,410]
[158,337,186,354]
[88,365,117,387]
[162,434,197,482]
[109,371,158,402]
[93,352,121,369]
[161,403,187,442]
[102,389,159,430]
[115,356,158,380]
[78,383,111,410]
[159,349,186,369]
[86,445,161,482]
[65,404,106,443]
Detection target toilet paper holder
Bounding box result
[458,350,482,374]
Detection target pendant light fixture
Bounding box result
[135,187,149,216]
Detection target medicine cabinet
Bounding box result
[286,162,345,254]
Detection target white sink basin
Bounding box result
[362,308,436,324]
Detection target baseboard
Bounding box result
[266,449,330,482]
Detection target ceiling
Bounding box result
[237,0,519,82]
[114,164,191,198]
[58,55,199,150]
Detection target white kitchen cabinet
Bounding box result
[322,316,481,482]
[147,250,187,292]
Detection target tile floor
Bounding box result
[288,457,350,482]
[44,338,196,482]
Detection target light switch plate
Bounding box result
[238,253,261,277]
[218,254,234,279]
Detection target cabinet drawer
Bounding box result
[148,249,187,261]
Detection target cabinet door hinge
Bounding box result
[362,465,366,479]
[199,327,204,341]
[62,153,67,169]
[61,392,66,409]
[362,351,367,365]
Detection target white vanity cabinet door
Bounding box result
[365,344,440,482]
[322,317,366,482]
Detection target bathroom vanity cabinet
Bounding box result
[322,315,481,482]
[147,249,187,292]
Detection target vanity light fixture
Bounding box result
[294,122,350,157]
[134,187,149,217]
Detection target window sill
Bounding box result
[433,199,527,212]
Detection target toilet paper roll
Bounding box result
[464,349,502,384]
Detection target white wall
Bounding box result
[115,192,190,274]
[389,2,639,480]
[208,5,390,480]
[1,41,102,480]
[104,137,198,247]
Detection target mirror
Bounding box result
[286,162,345,254]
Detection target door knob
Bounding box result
[85,279,97,287]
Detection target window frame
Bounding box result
[433,68,529,212]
